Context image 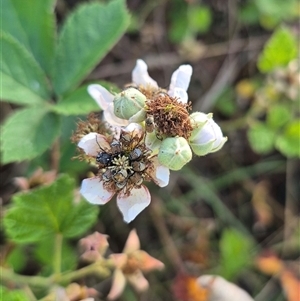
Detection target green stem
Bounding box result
[1,268,53,287]
[53,233,63,276]
[57,260,113,283]
[1,259,114,289]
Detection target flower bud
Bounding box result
[114,88,147,122]
[158,137,192,171]
[189,112,227,156]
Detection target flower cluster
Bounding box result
[79,230,164,300]
[74,59,226,222]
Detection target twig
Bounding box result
[283,159,300,255]
[149,197,186,273]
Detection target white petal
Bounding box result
[168,64,192,96]
[197,275,254,301]
[104,103,129,127]
[107,269,127,300]
[124,123,143,139]
[78,132,110,156]
[127,270,149,292]
[170,87,188,104]
[87,84,114,110]
[116,186,151,223]
[150,157,170,187]
[132,59,158,88]
[80,177,114,205]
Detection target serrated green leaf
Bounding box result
[267,104,291,129]
[275,121,300,158]
[0,286,30,301]
[4,175,99,243]
[0,107,61,163]
[248,123,276,154]
[2,0,56,74]
[0,33,51,105]
[219,229,254,280]
[53,0,130,96]
[189,5,212,34]
[257,27,297,73]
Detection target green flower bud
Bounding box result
[158,137,192,171]
[114,88,147,122]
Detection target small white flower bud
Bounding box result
[158,137,192,171]
[189,112,227,156]
[113,88,147,122]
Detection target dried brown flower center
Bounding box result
[146,93,193,139]
[96,131,153,195]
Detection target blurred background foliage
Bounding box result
[1,0,299,300]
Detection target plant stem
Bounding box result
[57,260,112,283]
[1,268,52,287]
[53,233,63,276]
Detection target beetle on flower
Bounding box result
[78,123,169,223]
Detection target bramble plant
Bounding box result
[1,0,299,301]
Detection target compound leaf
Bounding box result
[4,175,99,243]
[53,0,130,96]
[1,0,56,74]
[0,33,51,105]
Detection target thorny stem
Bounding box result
[150,197,186,273]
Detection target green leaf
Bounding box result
[257,27,298,73]
[188,5,212,34]
[0,33,51,105]
[267,104,291,129]
[6,246,27,273]
[53,0,130,96]
[248,123,276,154]
[275,121,300,158]
[4,175,99,243]
[53,85,100,115]
[219,229,254,280]
[53,81,120,116]
[0,286,30,301]
[0,107,61,163]
[2,0,56,74]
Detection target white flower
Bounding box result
[87,59,193,126]
[78,124,169,223]
[189,112,227,156]
[132,59,193,103]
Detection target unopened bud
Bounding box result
[158,137,192,170]
[189,112,227,156]
[114,88,147,122]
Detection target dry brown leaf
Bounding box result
[256,252,284,275]
[173,273,209,301]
